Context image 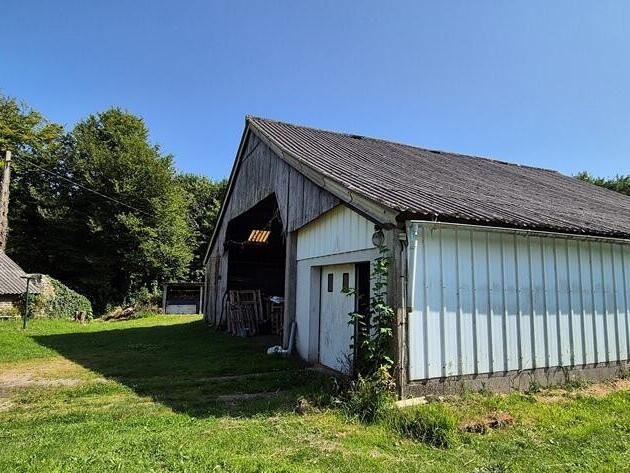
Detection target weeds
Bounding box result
[564,376,590,390]
[388,403,457,448]
[525,379,542,395]
[342,366,396,423]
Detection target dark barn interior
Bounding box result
[224,194,286,300]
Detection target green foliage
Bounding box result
[176,174,227,280]
[348,245,395,377]
[342,365,396,423]
[342,244,397,423]
[58,108,194,311]
[525,378,543,395]
[0,304,20,318]
[388,404,457,448]
[3,94,228,311]
[125,283,162,310]
[0,94,63,160]
[576,171,630,197]
[1,94,223,312]
[31,277,93,319]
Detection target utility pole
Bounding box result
[0,150,11,252]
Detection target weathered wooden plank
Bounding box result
[283,231,298,347]
[207,133,340,324]
[386,228,406,397]
[288,168,304,230]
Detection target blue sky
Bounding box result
[1,1,629,180]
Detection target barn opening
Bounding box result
[223,194,285,336]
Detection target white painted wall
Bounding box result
[297,205,375,260]
[407,222,630,380]
[166,305,198,314]
[295,205,377,362]
[319,263,356,373]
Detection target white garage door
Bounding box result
[319,263,355,373]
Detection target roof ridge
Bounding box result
[245,115,559,174]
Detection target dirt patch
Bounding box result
[582,378,630,397]
[199,369,304,383]
[0,358,106,389]
[462,412,514,434]
[534,378,630,403]
[0,397,13,411]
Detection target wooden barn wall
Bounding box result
[204,132,339,323]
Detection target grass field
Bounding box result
[2,315,630,472]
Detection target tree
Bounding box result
[53,108,194,310]
[576,172,630,197]
[1,94,65,267]
[0,94,63,159]
[176,174,227,280]
[2,95,226,313]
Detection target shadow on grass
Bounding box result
[32,319,333,418]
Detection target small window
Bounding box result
[342,273,350,292]
[327,273,333,292]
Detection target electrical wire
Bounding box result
[12,154,157,218]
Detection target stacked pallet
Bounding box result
[227,290,263,336]
[226,290,284,337]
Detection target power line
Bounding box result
[12,154,157,218]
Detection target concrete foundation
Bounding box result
[404,361,630,397]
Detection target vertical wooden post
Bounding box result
[162,284,168,313]
[0,150,12,252]
[198,283,203,316]
[386,228,408,399]
[283,231,298,348]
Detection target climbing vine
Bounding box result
[342,244,396,422]
[346,244,395,377]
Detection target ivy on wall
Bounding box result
[30,277,93,319]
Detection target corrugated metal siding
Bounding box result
[297,205,375,260]
[407,222,630,380]
[0,252,28,294]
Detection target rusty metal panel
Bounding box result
[408,222,630,381]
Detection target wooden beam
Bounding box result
[162,284,167,313]
[283,231,298,347]
[385,228,408,399]
[198,283,204,316]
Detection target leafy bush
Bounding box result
[31,277,93,319]
[125,284,162,311]
[343,366,396,423]
[0,305,21,319]
[388,403,457,448]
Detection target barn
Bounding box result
[204,116,630,396]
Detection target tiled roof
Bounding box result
[248,116,630,239]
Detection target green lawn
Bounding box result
[1,315,630,472]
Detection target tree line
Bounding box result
[576,172,630,197]
[1,94,226,313]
